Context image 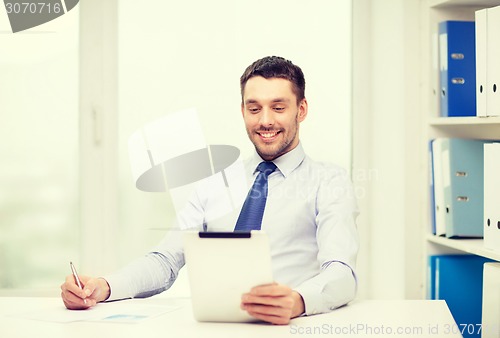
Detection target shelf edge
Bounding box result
[429,116,500,126]
[426,234,500,261]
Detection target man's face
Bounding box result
[241,76,308,161]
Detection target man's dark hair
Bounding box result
[240,56,306,104]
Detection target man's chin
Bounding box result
[255,145,282,161]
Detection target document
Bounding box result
[9,300,181,324]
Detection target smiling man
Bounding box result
[60,56,359,325]
[242,75,307,161]
[236,56,359,324]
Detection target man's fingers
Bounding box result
[62,275,86,299]
[60,289,94,310]
[60,274,100,310]
[242,303,289,317]
[250,283,291,296]
[241,283,304,324]
[242,293,294,308]
[240,283,303,324]
[241,290,294,325]
[244,307,291,325]
[82,279,96,298]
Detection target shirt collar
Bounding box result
[249,142,305,178]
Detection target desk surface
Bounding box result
[0,297,462,338]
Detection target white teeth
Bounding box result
[261,132,277,138]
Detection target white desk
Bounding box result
[0,297,462,338]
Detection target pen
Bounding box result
[70,261,83,290]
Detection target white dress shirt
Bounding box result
[105,142,359,315]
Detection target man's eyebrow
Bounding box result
[244,98,290,105]
[271,98,290,103]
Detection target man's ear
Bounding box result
[298,99,308,122]
[241,103,245,117]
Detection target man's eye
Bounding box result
[248,107,260,113]
[274,107,285,112]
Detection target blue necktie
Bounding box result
[234,161,277,232]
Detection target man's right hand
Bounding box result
[60,275,110,310]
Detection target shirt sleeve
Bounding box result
[294,167,360,315]
[103,230,185,301]
[103,189,205,302]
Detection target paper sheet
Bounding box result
[9,301,181,324]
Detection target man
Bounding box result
[61,56,359,325]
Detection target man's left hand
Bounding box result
[241,283,305,325]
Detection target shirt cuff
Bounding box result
[102,273,133,302]
[294,279,325,316]
[294,262,356,316]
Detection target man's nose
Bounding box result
[259,108,274,127]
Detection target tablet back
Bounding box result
[182,231,273,322]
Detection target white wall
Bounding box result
[368,0,406,299]
[352,0,421,299]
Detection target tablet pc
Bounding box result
[182,231,273,322]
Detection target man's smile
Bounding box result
[257,130,281,142]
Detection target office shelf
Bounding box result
[429,116,500,126]
[430,0,500,8]
[427,117,500,139]
[426,235,500,262]
[420,0,500,301]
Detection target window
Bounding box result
[0,8,79,293]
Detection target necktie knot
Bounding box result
[257,161,277,177]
